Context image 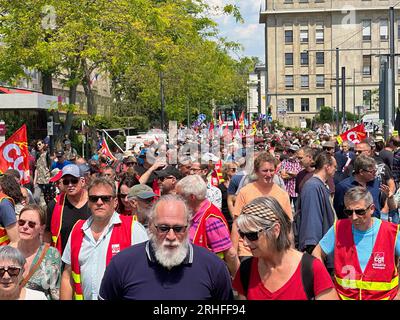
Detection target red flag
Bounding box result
[218,112,224,126]
[337,124,367,145]
[0,124,30,184]
[99,138,117,164]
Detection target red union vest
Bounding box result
[192,201,229,252]
[0,194,15,246]
[50,193,66,254]
[334,219,399,300]
[70,214,135,300]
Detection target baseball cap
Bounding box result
[49,168,62,183]
[155,165,182,180]
[128,184,157,199]
[64,140,71,145]
[62,164,81,178]
[77,163,90,176]
[56,149,64,157]
[322,141,335,149]
[288,144,300,152]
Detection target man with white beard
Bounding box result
[98,194,233,300]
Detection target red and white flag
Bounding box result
[0,124,30,184]
[337,124,367,145]
[99,138,117,164]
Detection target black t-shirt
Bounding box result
[217,183,232,230]
[46,197,91,255]
[379,149,394,170]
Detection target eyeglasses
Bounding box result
[17,219,37,228]
[88,195,114,203]
[0,266,22,278]
[154,224,188,234]
[363,168,376,174]
[118,193,128,199]
[62,177,79,185]
[238,225,275,242]
[343,205,372,217]
[228,168,237,172]
[355,150,369,154]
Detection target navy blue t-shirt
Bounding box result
[99,241,233,300]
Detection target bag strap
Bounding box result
[20,243,50,288]
[301,252,315,300]
[239,257,253,297]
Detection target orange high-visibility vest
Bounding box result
[70,214,135,300]
[334,219,399,300]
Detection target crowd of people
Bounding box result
[1,125,400,300]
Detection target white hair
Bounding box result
[176,175,207,201]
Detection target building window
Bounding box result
[301,98,309,112]
[316,75,325,88]
[316,52,324,65]
[316,98,325,111]
[285,30,293,43]
[316,23,324,43]
[287,98,294,112]
[363,55,371,76]
[363,90,372,110]
[299,0,308,3]
[285,53,293,66]
[362,20,371,41]
[284,0,293,3]
[300,28,308,43]
[398,19,400,40]
[285,75,294,88]
[300,52,309,65]
[380,20,388,41]
[301,75,309,88]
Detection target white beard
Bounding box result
[150,234,189,269]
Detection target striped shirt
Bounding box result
[189,200,232,254]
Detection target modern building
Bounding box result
[260,0,400,128]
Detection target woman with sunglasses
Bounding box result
[116,174,140,215]
[313,186,400,300]
[14,204,61,300]
[218,162,238,231]
[233,196,338,300]
[0,246,47,300]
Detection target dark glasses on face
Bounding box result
[126,162,135,166]
[238,230,262,242]
[0,266,22,278]
[118,193,128,199]
[17,219,37,228]
[62,177,79,185]
[88,195,113,203]
[154,225,187,234]
[343,205,371,217]
[159,176,174,182]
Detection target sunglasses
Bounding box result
[154,225,188,234]
[17,219,37,228]
[238,225,275,242]
[343,205,372,217]
[126,162,135,166]
[88,195,114,203]
[62,177,79,185]
[118,193,128,199]
[159,176,174,182]
[0,266,22,278]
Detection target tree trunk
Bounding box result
[41,71,53,95]
[83,77,95,115]
[69,84,78,105]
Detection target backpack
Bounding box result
[239,253,315,300]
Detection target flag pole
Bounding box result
[101,129,125,153]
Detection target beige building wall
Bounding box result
[261,0,400,127]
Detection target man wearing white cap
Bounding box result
[44,164,91,255]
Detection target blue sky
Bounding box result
[207,0,265,63]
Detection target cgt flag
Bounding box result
[337,124,367,145]
[0,124,30,184]
[99,138,117,165]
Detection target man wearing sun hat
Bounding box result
[44,164,91,255]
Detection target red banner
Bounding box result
[337,124,367,145]
[0,124,30,184]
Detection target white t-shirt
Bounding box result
[24,288,47,300]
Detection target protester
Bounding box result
[116,174,140,215]
[0,246,47,300]
[99,194,234,300]
[33,139,51,205]
[155,165,182,195]
[60,177,148,300]
[313,186,400,300]
[233,196,338,300]
[126,184,157,228]
[218,161,238,231]
[14,205,61,300]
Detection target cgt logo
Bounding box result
[372,252,386,270]
[3,143,26,180]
